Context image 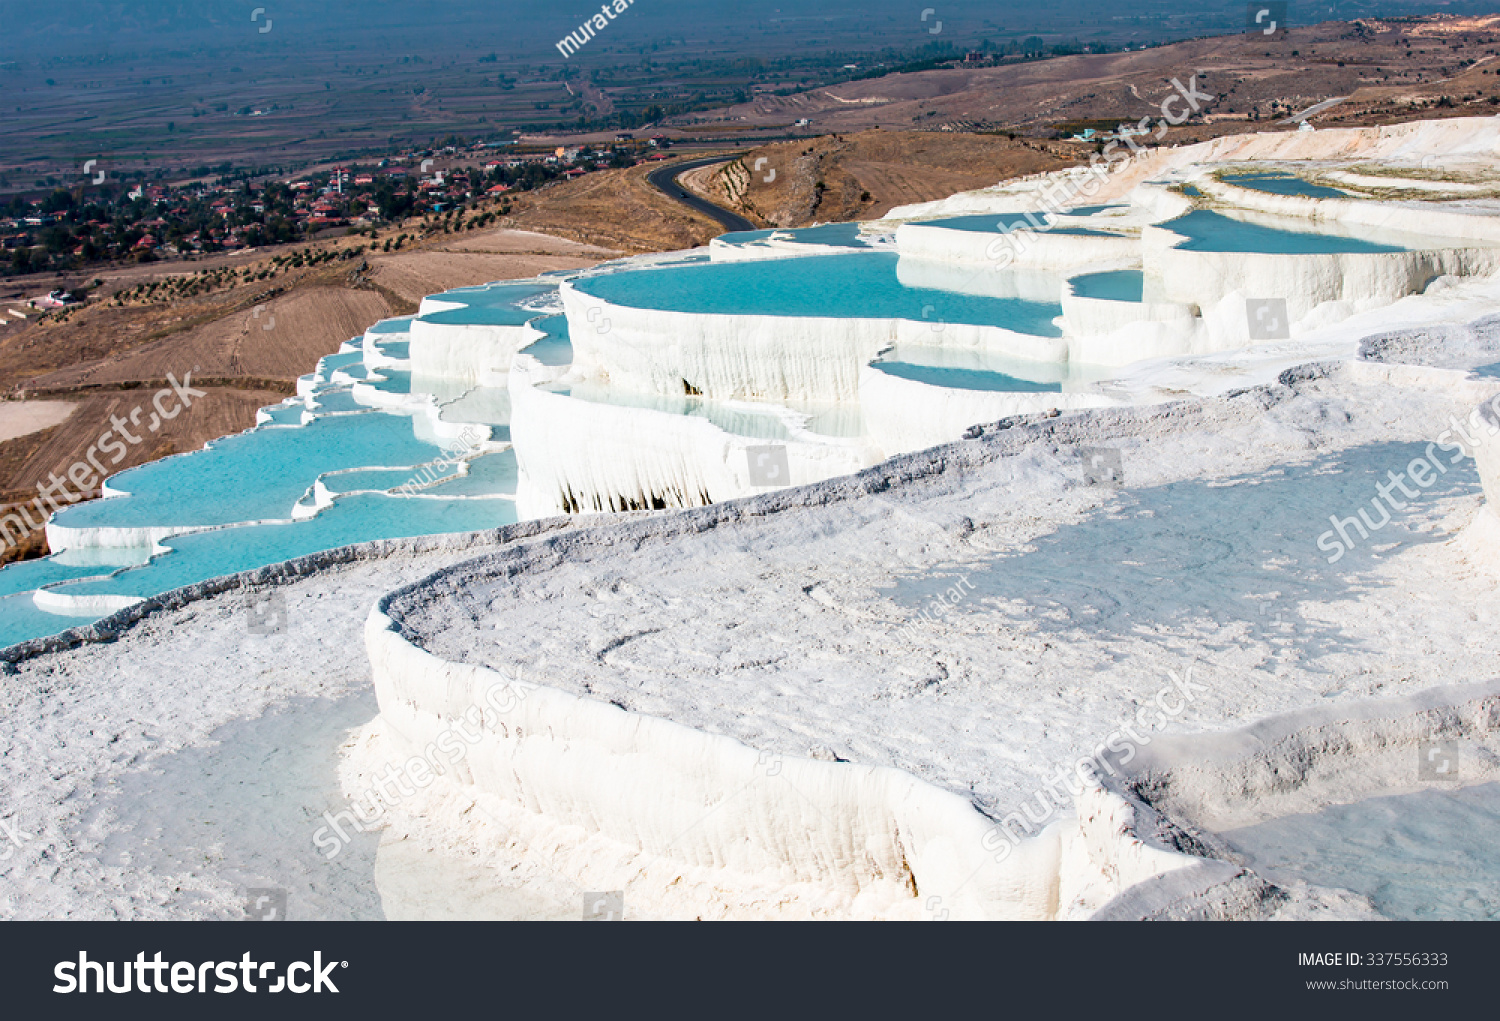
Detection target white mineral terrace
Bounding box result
[4,117,1500,920]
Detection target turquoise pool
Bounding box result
[319,464,463,495]
[307,387,370,414]
[367,316,415,334]
[420,281,558,326]
[873,346,1073,393]
[1070,269,1144,303]
[365,369,413,396]
[425,450,519,497]
[1161,210,1410,254]
[0,284,544,650]
[719,223,872,247]
[0,592,106,648]
[520,316,574,367]
[918,214,1118,237]
[52,412,457,532]
[43,492,516,607]
[317,350,365,376]
[1221,171,1348,200]
[371,336,409,360]
[0,553,127,600]
[260,403,306,427]
[873,361,1062,394]
[572,252,1065,336]
[3,389,520,646]
[0,258,741,647]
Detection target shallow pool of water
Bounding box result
[1221,171,1349,200]
[367,316,415,334]
[1160,210,1411,254]
[370,335,410,360]
[1220,782,1500,920]
[426,450,519,497]
[0,554,124,600]
[520,316,574,367]
[260,403,305,426]
[918,214,1119,237]
[1065,204,1128,216]
[0,285,548,647]
[320,464,463,495]
[719,223,872,247]
[872,346,1067,393]
[307,387,370,415]
[419,281,557,326]
[317,350,365,377]
[53,412,456,531]
[1070,269,1144,302]
[0,592,105,647]
[573,252,1065,335]
[44,492,517,608]
[365,369,413,396]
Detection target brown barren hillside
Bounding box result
[503,161,728,252]
[366,231,617,306]
[679,132,1078,227]
[672,15,1500,143]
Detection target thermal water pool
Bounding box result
[422,281,556,320]
[916,214,1121,238]
[0,593,106,648]
[1069,270,1144,303]
[1219,170,1350,200]
[1159,210,1415,254]
[519,316,573,366]
[1219,782,1500,920]
[51,412,451,533]
[717,223,873,248]
[572,251,1065,335]
[40,491,516,609]
[871,346,1079,393]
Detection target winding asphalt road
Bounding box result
[646,154,757,234]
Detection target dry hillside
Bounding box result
[503,161,727,252]
[676,14,1500,142]
[680,132,1077,227]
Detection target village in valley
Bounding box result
[1,134,673,297]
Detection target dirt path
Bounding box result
[0,402,75,443]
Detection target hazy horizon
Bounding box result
[6,0,1497,61]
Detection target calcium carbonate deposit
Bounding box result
[4,117,1500,920]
